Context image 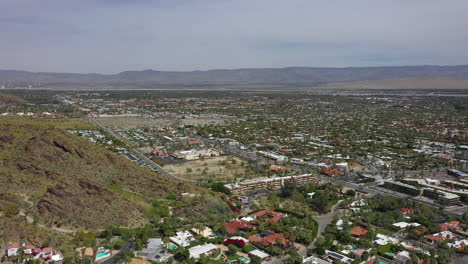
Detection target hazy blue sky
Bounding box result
[1,0,468,73]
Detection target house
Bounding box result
[224,237,250,247]
[324,250,353,263]
[447,239,468,250]
[279,148,294,153]
[393,222,421,229]
[4,243,62,262]
[188,243,217,259]
[6,243,20,257]
[240,216,255,222]
[395,251,411,263]
[138,238,168,262]
[336,162,349,168]
[399,242,430,256]
[350,199,366,207]
[350,226,368,237]
[249,230,290,247]
[427,231,456,244]
[336,219,352,230]
[303,255,332,264]
[139,238,164,256]
[23,244,37,255]
[192,226,215,238]
[320,168,340,176]
[37,247,63,262]
[42,248,56,259]
[248,249,270,260]
[439,221,464,232]
[374,234,399,246]
[348,162,362,171]
[353,249,367,260]
[400,208,415,215]
[170,231,195,247]
[223,220,255,234]
[251,210,287,222]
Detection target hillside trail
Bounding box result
[19,193,87,233]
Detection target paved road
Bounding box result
[309,200,343,249]
[315,201,343,236]
[101,240,136,264]
[89,118,199,185]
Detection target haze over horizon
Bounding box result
[2,0,468,74]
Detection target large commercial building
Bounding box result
[404,178,468,201]
[225,174,319,195]
[447,169,468,179]
[422,188,460,206]
[171,148,221,160]
[381,181,421,196]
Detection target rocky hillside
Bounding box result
[0,121,211,229]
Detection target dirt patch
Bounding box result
[164,156,259,182]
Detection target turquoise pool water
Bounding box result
[379,261,390,264]
[169,244,178,250]
[238,257,249,263]
[96,253,109,258]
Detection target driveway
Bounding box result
[101,240,136,264]
[309,200,343,248]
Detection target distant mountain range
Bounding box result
[1,65,468,88]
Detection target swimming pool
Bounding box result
[96,252,110,259]
[379,261,390,264]
[168,244,178,250]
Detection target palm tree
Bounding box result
[194,223,205,236]
[124,254,133,264]
[80,247,86,262]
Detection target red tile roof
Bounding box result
[400,208,415,214]
[223,220,254,235]
[426,235,450,243]
[439,221,463,232]
[42,247,55,254]
[249,231,289,247]
[320,168,340,176]
[251,210,287,222]
[25,245,36,250]
[350,226,368,237]
[7,243,19,250]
